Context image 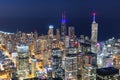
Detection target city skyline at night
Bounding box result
[0,1,120,79]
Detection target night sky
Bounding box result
[0,0,120,41]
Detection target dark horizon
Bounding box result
[0,0,120,41]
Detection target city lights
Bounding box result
[0,13,119,80]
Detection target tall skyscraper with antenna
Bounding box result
[91,12,98,43]
[61,11,67,41]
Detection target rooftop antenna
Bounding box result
[92,12,96,23]
[62,11,66,24]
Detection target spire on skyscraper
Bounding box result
[92,12,96,23]
[62,11,66,24]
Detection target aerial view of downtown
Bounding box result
[0,0,120,80]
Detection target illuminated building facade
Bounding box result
[21,33,26,44]
[65,47,78,80]
[46,60,53,79]
[102,56,113,68]
[36,60,47,79]
[48,25,54,39]
[79,36,91,53]
[0,49,14,79]
[7,41,14,53]
[77,52,84,79]
[17,45,30,79]
[0,51,14,71]
[34,39,41,52]
[91,13,98,43]
[65,36,70,48]
[56,29,60,42]
[82,52,97,80]
[68,26,76,48]
[113,53,120,69]
[30,59,37,78]
[68,26,75,39]
[51,48,63,79]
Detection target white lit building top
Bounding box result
[49,25,54,29]
[17,45,29,52]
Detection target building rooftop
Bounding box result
[97,67,119,76]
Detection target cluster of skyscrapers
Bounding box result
[0,12,120,80]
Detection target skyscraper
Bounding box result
[82,52,97,80]
[61,11,67,41]
[34,30,38,40]
[68,26,75,39]
[51,48,63,78]
[17,45,30,79]
[91,13,98,43]
[65,48,78,80]
[48,25,54,39]
[65,36,70,48]
[56,29,60,41]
